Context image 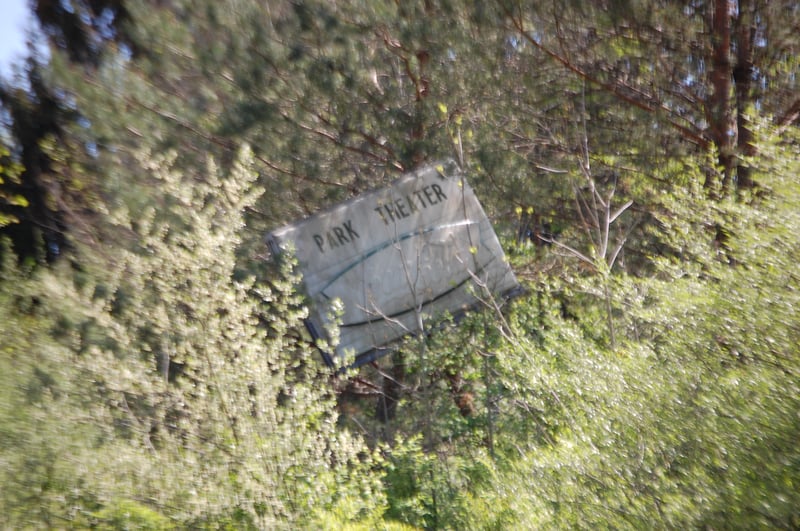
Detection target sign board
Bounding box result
[266,160,519,367]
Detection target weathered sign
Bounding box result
[266,160,519,367]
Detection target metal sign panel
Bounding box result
[266,160,519,367]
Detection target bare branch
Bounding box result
[498,1,710,148]
[609,199,634,225]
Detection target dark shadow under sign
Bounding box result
[266,160,519,368]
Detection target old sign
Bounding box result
[266,160,519,367]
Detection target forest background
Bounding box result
[1,0,799,529]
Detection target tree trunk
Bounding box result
[733,0,757,189]
[707,0,736,192]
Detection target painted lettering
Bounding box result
[387,203,399,223]
[432,183,447,203]
[413,189,427,208]
[374,206,389,224]
[395,198,409,218]
[344,219,359,240]
[313,219,361,252]
[406,194,419,213]
[333,226,348,245]
[373,183,452,225]
[327,232,339,249]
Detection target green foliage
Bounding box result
[0,148,383,528]
[92,499,173,531]
[340,124,800,529]
[464,125,800,529]
[0,145,27,227]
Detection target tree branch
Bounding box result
[499,1,710,149]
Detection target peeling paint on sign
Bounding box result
[266,160,519,368]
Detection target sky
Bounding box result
[0,0,35,76]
